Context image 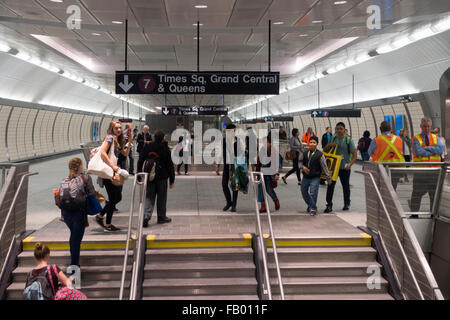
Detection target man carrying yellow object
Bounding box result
[409,117,444,212]
[368,121,404,190]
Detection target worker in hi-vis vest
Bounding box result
[368,121,404,190]
[409,117,444,212]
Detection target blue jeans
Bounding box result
[361,151,370,161]
[61,209,86,266]
[257,175,278,203]
[301,177,320,211]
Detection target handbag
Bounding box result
[47,265,87,300]
[86,194,102,216]
[87,138,117,179]
[285,150,296,161]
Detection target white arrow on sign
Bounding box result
[162,107,169,115]
[119,75,134,92]
[312,111,318,117]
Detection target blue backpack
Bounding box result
[23,266,55,300]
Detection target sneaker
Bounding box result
[185,172,189,175]
[104,225,120,232]
[231,207,236,212]
[113,208,119,213]
[310,209,317,216]
[143,218,149,228]
[282,176,287,184]
[157,217,172,224]
[342,205,350,211]
[223,204,232,211]
[260,204,267,213]
[324,205,333,213]
[95,215,105,228]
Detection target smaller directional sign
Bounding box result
[161,106,228,116]
[264,116,294,122]
[311,109,360,118]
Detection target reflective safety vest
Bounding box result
[412,133,441,162]
[371,134,405,162]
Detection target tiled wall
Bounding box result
[0,104,144,162]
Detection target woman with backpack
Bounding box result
[59,157,96,267]
[357,131,372,161]
[95,120,132,232]
[23,243,71,300]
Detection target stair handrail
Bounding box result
[119,172,148,300]
[249,171,285,300]
[356,170,424,300]
[0,172,38,254]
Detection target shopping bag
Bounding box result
[87,140,117,179]
[54,287,87,300]
[320,146,342,181]
[86,194,102,216]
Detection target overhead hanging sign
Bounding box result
[161,106,228,116]
[311,109,361,118]
[115,71,279,95]
[264,116,294,122]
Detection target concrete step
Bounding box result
[16,250,132,267]
[273,293,394,300]
[12,265,133,282]
[6,280,131,300]
[142,277,258,297]
[267,247,377,263]
[146,247,254,263]
[270,276,389,295]
[267,261,383,277]
[143,295,259,300]
[145,261,255,278]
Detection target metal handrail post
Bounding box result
[119,174,138,300]
[0,172,38,245]
[259,174,285,300]
[130,173,147,300]
[356,170,424,299]
[249,172,272,299]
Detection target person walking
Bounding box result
[322,122,357,213]
[300,136,332,215]
[368,121,404,190]
[124,123,134,175]
[321,127,332,149]
[302,127,316,150]
[409,118,444,212]
[256,134,280,213]
[282,128,303,186]
[139,130,175,227]
[175,136,189,175]
[136,125,152,173]
[59,158,96,267]
[95,120,131,232]
[222,124,239,212]
[358,131,372,161]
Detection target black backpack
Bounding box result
[23,267,54,300]
[57,177,87,211]
[143,152,161,182]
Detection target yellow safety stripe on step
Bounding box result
[266,237,372,247]
[146,234,253,248]
[22,240,134,251]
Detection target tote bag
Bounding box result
[87,138,117,179]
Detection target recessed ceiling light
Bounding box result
[193,23,204,26]
[312,20,323,24]
[112,21,123,24]
[299,34,308,37]
[91,33,101,36]
[195,5,208,9]
[50,0,63,2]
[193,37,202,40]
[273,21,284,25]
[334,1,347,4]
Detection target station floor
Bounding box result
[26,152,368,240]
